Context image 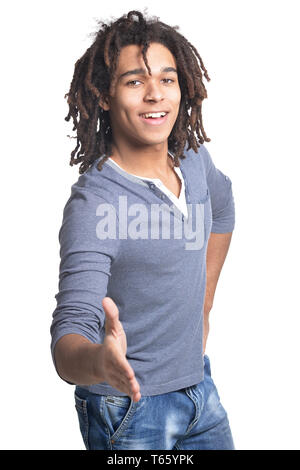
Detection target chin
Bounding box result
[138,131,173,145]
[139,138,170,147]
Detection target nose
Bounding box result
[143,81,164,103]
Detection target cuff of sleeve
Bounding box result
[50,329,98,386]
[211,219,235,233]
[211,192,235,233]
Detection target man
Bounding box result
[50,10,236,450]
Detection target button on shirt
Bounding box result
[108,153,188,219]
[50,143,235,396]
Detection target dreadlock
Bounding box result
[64,9,211,174]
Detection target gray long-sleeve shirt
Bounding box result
[50,143,235,396]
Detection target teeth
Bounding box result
[142,112,167,118]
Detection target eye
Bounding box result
[126,78,175,86]
[127,80,142,86]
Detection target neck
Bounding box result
[108,139,174,178]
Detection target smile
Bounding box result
[139,112,169,126]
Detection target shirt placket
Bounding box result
[143,165,191,222]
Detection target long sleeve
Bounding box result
[50,185,121,379]
[200,144,236,233]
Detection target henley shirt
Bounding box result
[50,142,235,396]
[108,153,188,218]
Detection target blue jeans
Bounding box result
[74,354,235,450]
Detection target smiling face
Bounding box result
[100,42,181,151]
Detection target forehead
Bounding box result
[116,42,177,72]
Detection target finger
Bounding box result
[106,358,137,388]
[102,296,118,313]
[102,297,120,334]
[132,391,141,403]
[111,375,141,402]
[102,297,119,320]
[109,372,135,397]
[115,369,140,394]
[117,365,138,392]
[109,354,134,379]
[114,375,131,395]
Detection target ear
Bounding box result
[98,94,110,111]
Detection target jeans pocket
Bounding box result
[204,354,212,377]
[203,356,223,407]
[101,395,136,442]
[74,392,89,450]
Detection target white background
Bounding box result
[1,0,299,450]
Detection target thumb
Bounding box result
[102,296,121,336]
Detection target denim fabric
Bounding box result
[74,355,235,450]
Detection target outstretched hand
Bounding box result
[100,297,141,402]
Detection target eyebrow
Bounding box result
[119,66,178,80]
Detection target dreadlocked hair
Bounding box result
[64,9,211,174]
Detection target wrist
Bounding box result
[90,343,105,382]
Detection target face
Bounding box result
[100,42,181,149]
